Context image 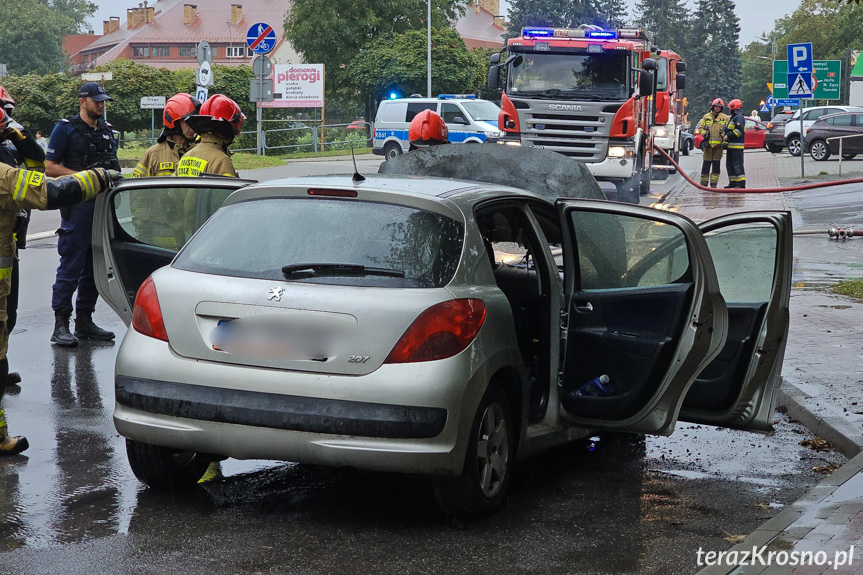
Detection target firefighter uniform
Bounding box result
[175,133,238,178]
[131,139,193,249]
[0,164,116,455]
[724,109,746,188]
[698,109,730,187]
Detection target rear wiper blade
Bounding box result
[282,263,406,279]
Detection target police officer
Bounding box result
[0,105,121,455]
[697,99,729,188]
[46,82,121,347]
[408,110,449,150]
[175,94,244,178]
[723,99,746,189]
[132,94,200,248]
[0,86,45,387]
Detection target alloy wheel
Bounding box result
[475,401,509,499]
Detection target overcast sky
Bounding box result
[86,0,802,49]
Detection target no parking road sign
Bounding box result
[247,23,276,54]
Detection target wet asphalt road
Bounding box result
[0,155,852,575]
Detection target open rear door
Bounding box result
[680,211,792,432]
[93,177,253,324]
[556,200,728,435]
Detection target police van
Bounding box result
[372,95,502,159]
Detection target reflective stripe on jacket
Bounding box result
[175,134,237,178]
[724,110,746,150]
[699,111,730,147]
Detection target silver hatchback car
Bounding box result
[93,174,791,520]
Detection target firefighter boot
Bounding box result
[51,310,79,347]
[0,358,19,388]
[74,312,115,341]
[0,410,29,456]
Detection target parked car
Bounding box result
[783,105,863,156]
[680,130,694,156]
[693,119,769,150]
[804,111,863,161]
[93,167,791,520]
[764,111,795,153]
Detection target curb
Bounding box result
[777,382,863,459]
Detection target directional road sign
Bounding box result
[140,96,166,109]
[246,23,276,54]
[766,96,799,108]
[773,60,842,100]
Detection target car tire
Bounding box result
[766,143,783,153]
[809,140,830,161]
[432,385,514,521]
[126,439,210,491]
[383,142,402,160]
[842,153,857,160]
[786,135,802,157]
[681,141,690,156]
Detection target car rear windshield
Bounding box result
[173,197,464,288]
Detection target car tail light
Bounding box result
[385,299,486,364]
[766,123,774,129]
[806,128,812,134]
[132,276,168,342]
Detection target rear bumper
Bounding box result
[116,375,447,439]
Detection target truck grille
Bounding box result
[515,101,617,161]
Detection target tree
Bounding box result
[685,0,742,119]
[350,28,487,107]
[596,0,629,28]
[634,0,690,54]
[0,74,77,135]
[49,0,98,34]
[739,40,774,118]
[0,0,70,74]
[285,0,467,99]
[506,0,603,36]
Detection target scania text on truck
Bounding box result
[487,25,660,204]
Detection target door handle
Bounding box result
[575,301,594,312]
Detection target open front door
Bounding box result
[556,200,728,435]
[680,212,792,432]
[93,177,253,324]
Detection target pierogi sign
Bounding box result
[265,64,324,108]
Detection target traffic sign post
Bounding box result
[140,96,167,140]
[246,24,276,155]
[196,40,213,110]
[787,42,814,178]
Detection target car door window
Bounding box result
[806,109,827,121]
[114,186,235,251]
[406,102,437,122]
[832,114,852,127]
[440,103,462,124]
[705,224,776,303]
[570,210,690,290]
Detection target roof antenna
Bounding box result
[350,141,365,182]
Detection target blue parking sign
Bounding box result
[787,42,814,99]
[246,23,276,54]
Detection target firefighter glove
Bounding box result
[93,168,123,190]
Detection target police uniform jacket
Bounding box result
[0,165,106,355]
[175,133,238,178]
[698,111,730,148]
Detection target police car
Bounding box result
[372,95,502,159]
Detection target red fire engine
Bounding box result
[488,25,684,204]
[650,48,687,181]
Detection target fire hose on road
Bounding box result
[653,147,863,240]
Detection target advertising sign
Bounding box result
[263,64,324,108]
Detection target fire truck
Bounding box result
[487,25,685,204]
[650,48,687,181]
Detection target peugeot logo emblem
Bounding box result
[268,287,284,301]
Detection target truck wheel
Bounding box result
[639,168,652,194]
[432,385,514,521]
[126,439,210,491]
[615,178,638,204]
[383,142,402,160]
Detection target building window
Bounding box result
[132,46,149,58]
[178,46,193,58]
[153,46,170,58]
[247,47,255,58]
[226,46,244,58]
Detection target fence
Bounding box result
[117,121,373,157]
[826,133,863,177]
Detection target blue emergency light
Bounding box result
[585,29,616,39]
[522,28,554,38]
[438,94,477,99]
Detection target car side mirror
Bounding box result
[676,73,685,91]
[452,116,469,125]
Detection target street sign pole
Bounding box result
[788,42,814,178]
[247,23,276,155]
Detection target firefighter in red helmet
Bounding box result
[132,93,200,178]
[697,98,729,188]
[175,94,245,178]
[723,99,746,188]
[408,110,449,150]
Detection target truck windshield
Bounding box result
[507,51,630,100]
